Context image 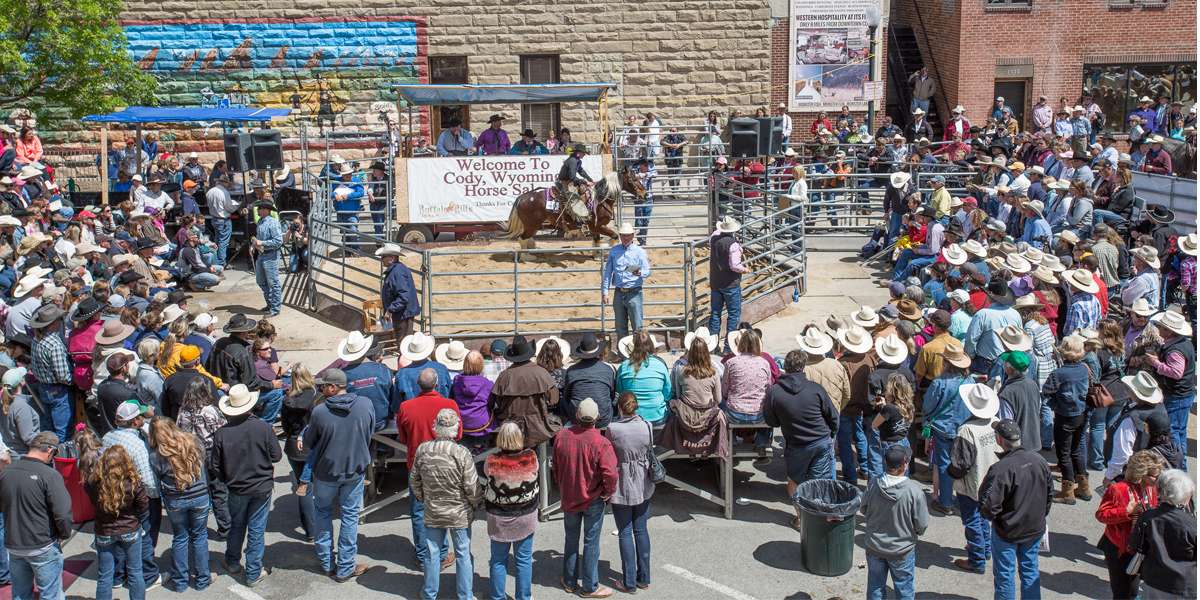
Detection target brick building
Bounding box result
[888,0,1196,140]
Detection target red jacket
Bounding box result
[551,425,617,513]
[810,118,832,136]
[733,161,765,198]
[1096,481,1157,557]
[395,391,461,470]
[1143,148,1172,175]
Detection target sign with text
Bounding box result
[863,81,885,101]
[406,155,604,223]
[788,0,882,112]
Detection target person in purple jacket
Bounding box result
[449,351,495,451]
[475,115,511,155]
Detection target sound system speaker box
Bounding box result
[250,129,283,171]
[757,116,783,157]
[222,132,252,172]
[730,118,761,159]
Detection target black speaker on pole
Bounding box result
[729,118,761,159]
[757,116,784,157]
[250,129,283,171]
[223,132,252,172]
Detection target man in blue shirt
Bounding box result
[251,201,284,316]
[95,139,123,188]
[602,223,651,346]
[389,331,451,414]
[335,331,394,432]
[1130,96,1158,136]
[1017,199,1052,250]
[508,129,547,155]
[435,118,473,157]
[331,164,365,251]
[377,243,420,353]
[963,280,1022,379]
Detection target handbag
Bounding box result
[646,421,666,485]
[1085,365,1114,409]
[1125,552,1143,575]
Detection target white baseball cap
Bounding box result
[193,312,218,329]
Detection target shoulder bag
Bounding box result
[645,421,666,484]
[921,376,967,439]
[1085,364,1114,409]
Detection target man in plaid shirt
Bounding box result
[29,304,73,442]
[1062,269,1102,335]
[481,339,510,382]
[103,400,162,589]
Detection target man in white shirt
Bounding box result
[205,175,239,267]
[137,174,174,214]
[643,112,662,157]
[777,104,793,149]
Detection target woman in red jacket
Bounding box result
[1095,450,1166,600]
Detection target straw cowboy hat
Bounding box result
[961,239,987,258]
[890,172,911,188]
[1151,308,1193,337]
[1021,247,1045,265]
[683,327,718,352]
[618,333,662,359]
[617,222,635,235]
[1062,269,1100,294]
[941,340,971,368]
[1013,295,1044,310]
[796,328,833,355]
[17,166,41,180]
[338,331,377,362]
[375,243,404,257]
[400,331,436,362]
[219,384,260,417]
[849,305,879,328]
[994,324,1033,352]
[161,304,187,325]
[1000,253,1032,274]
[1180,233,1199,257]
[959,383,1000,420]
[95,320,136,345]
[12,276,45,298]
[1131,246,1161,269]
[941,244,968,266]
[534,336,571,366]
[1121,371,1163,405]
[1128,298,1158,318]
[338,164,354,176]
[435,340,470,371]
[1040,254,1066,273]
[874,334,909,365]
[1031,265,1058,285]
[716,216,741,233]
[837,325,873,354]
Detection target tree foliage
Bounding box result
[0,0,157,120]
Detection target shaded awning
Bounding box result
[82,107,296,123]
[391,83,616,106]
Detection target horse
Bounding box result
[500,166,646,250]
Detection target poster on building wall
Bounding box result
[406,155,604,223]
[788,0,876,112]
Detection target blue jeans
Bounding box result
[212,218,232,266]
[410,483,449,564]
[370,202,387,236]
[1092,209,1125,226]
[226,491,271,582]
[164,495,211,591]
[722,403,772,447]
[289,459,316,539]
[1088,403,1122,470]
[864,419,883,480]
[633,197,653,242]
[97,533,143,600]
[188,266,223,290]
[336,211,360,251]
[1163,394,1195,470]
[992,531,1042,600]
[932,432,955,509]
[423,527,472,600]
[784,438,836,483]
[288,246,308,273]
[892,249,934,282]
[313,476,364,579]
[0,513,8,584]
[1040,399,1054,451]
[612,287,644,343]
[837,413,867,482]
[957,495,992,571]
[254,250,282,314]
[885,211,906,249]
[709,286,742,352]
[910,99,930,113]
[612,500,651,591]
[866,550,915,600]
[38,384,72,443]
[12,544,63,600]
[254,389,284,424]
[489,534,534,600]
[562,497,606,595]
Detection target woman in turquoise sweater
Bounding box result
[617,330,673,426]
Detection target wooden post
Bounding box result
[100,126,109,205]
[135,124,143,177]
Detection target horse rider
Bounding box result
[556,143,595,225]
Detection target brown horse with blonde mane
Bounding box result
[500,167,645,250]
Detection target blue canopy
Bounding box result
[81,107,295,123]
[392,83,616,106]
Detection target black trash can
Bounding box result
[792,479,862,577]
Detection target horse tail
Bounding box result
[497,198,526,239]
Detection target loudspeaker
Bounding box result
[730,118,761,159]
[223,132,252,172]
[250,129,283,171]
[757,116,784,157]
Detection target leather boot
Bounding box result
[1075,473,1093,501]
[1052,479,1076,505]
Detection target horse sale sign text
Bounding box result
[407,155,604,223]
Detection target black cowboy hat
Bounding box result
[161,182,182,193]
[71,297,105,321]
[223,313,258,333]
[445,117,462,128]
[504,334,536,362]
[944,223,965,239]
[571,143,589,154]
[1099,132,1117,141]
[135,237,157,251]
[984,279,1016,306]
[520,129,536,139]
[370,161,387,172]
[5,331,31,350]
[1146,204,1176,224]
[488,114,504,123]
[166,290,192,306]
[251,200,277,212]
[570,332,608,359]
[117,271,144,285]
[633,157,651,167]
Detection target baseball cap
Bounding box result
[115,400,150,422]
[489,339,508,356]
[192,313,218,329]
[179,345,201,363]
[876,305,900,321]
[577,398,599,423]
[1145,411,1171,435]
[947,289,970,304]
[883,444,911,471]
[887,281,906,296]
[1,366,27,389]
[106,352,133,373]
[929,309,952,329]
[992,419,1022,443]
[315,368,347,388]
[1000,350,1030,371]
[29,431,60,452]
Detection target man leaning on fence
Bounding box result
[377,243,420,350]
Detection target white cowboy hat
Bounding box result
[994,324,1033,352]
[1128,298,1159,317]
[1180,233,1199,257]
[1121,371,1163,404]
[17,166,42,180]
[1062,269,1100,294]
[716,216,741,233]
[836,325,873,354]
[849,305,879,328]
[961,239,987,258]
[796,328,833,356]
[959,383,1000,420]
[374,243,404,257]
[435,340,470,370]
[1040,254,1066,273]
[129,209,149,220]
[399,331,436,361]
[683,327,718,352]
[1151,309,1193,337]
[953,105,965,113]
[188,152,198,159]
[534,336,571,366]
[0,215,19,227]
[617,222,635,236]
[219,384,260,416]
[338,330,377,362]
[874,334,909,365]
[161,304,187,325]
[338,164,354,175]
[274,162,290,180]
[1138,96,1153,103]
[1021,247,1045,266]
[890,172,911,188]
[941,244,968,266]
[1001,253,1032,274]
[1031,265,1058,285]
[782,147,798,157]
[618,333,661,358]
[24,266,52,280]
[1132,245,1161,269]
[13,276,45,297]
[912,108,926,115]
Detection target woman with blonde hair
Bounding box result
[1096,450,1166,599]
[872,372,915,461]
[1044,335,1092,504]
[148,416,211,591]
[280,362,320,539]
[158,317,223,389]
[484,421,539,600]
[84,445,149,600]
[450,350,495,450]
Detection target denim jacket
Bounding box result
[1042,361,1089,417]
[923,374,973,439]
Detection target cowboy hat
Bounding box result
[73,241,101,256]
[1000,253,1032,274]
[251,200,276,212]
[959,383,1000,420]
[571,143,589,154]
[1062,269,1100,294]
[837,325,873,354]
[617,333,661,359]
[338,331,377,362]
[16,166,41,180]
[960,239,987,258]
[71,297,105,322]
[716,216,741,233]
[1040,254,1066,273]
[683,327,718,353]
[1121,371,1163,405]
[519,129,537,139]
[1128,298,1158,317]
[161,304,187,325]
[338,164,354,176]
[401,331,437,362]
[435,340,470,370]
[889,172,911,188]
[1146,134,1166,144]
[1180,233,1199,257]
[94,320,136,345]
[222,314,258,333]
[535,336,571,366]
[12,276,45,298]
[1131,245,1161,269]
[30,304,65,330]
[248,178,267,190]
[617,222,635,236]
[952,105,965,113]
[874,334,909,365]
[219,384,260,417]
[782,147,798,157]
[896,299,923,322]
[570,332,608,359]
[941,244,968,266]
[1031,265,1058,285]
[1013,295,1044,310]
[274,164,291,181]
[984,280,1016,306]
[796,328,833,355]
[1020,199,1045,218]
[1145,204,1175,224]
[1151,309,1193,337]
[374,243,404,257]
[994,324,1033,352]
[128,209,149,220]
[912,108,925,115]
[488,114,505,123]
[1021,247,1045,265]
[849,305,879,328]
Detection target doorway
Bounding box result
[994,80,1028,130]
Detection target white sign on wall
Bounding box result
[788,0,880,112]
[406,155,604,224]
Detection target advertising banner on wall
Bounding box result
[788,0,877,112]
[406,155,604,223]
